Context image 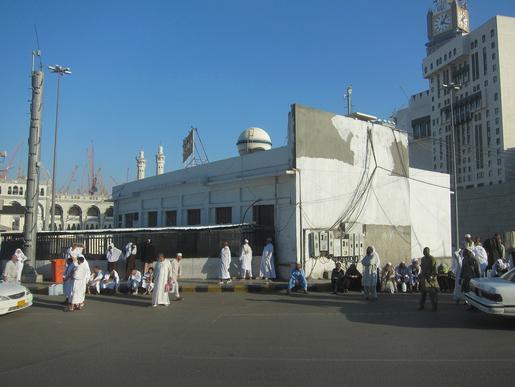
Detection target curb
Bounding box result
[27,282,333,295]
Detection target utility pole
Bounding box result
[443,82,462,250]
[345,86,352,116]
[48,64,72,231]
[23,50,44,271]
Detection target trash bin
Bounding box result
[52,259,66,284]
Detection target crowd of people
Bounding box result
[3,231,514,312]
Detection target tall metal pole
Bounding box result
[50,75,61,231]
[23,53,44,269]
[48,64,71,231]
[444,83,461,250]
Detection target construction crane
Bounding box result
[87,142,104,195]
[59,165,79,193]
[0,141,23,180]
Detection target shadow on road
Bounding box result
[33,294,151,310]
[246,292,515,331]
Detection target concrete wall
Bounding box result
[458,181,515,242]
[409,168,451,258]
[292,105,451,278]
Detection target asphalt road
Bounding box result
[1,291,514,386]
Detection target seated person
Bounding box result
[331,262,346,294]
[288,263,308,294]
[141,267,154,295]
[87,266,103,294]
[408,259,421,292]
[381,262,396,293]
[491,257,509,277]
[128,269,142,295]
[437,262,450,292]
[344,264,362,291]
[395,262,410,292]
[101,269,120,294]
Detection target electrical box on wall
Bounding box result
[319,231,329,252]
[328,230,334,255]
[308,231,320,258]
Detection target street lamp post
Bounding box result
[48,65,71,231]
[286,168,303,268]
[442,82,462,251]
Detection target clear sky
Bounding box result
[1,0,514,193]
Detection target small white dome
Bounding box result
[237,127,272,155]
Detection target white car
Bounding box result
[465,268,515,316]
[0,281,33,316]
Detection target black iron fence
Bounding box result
[0,225,275,261]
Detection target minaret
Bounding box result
[156,145,165,175]
[136,150,146,180]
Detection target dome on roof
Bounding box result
[236,127,272,156]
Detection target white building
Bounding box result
[0,179,114,232]
[395,1,515,189]
[113,104,451,279]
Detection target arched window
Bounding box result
[40,188,45,196]
[12,186,18,195]
[19,187,23,195]
[8,186,12,195]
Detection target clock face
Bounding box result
[433,11,452,34]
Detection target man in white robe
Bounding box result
[170,253,183,301]
[361,246,380,300]
[239,239,253,279]
[472,237,488,277]
[69,256,88,311]
[259,238,276,280]
[2,255,18,283]
[219,242,232,285]
[14,249,27,282]
[106,243,122,272]
[152,254,173,307]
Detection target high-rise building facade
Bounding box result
[396,1,515,189]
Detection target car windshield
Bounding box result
[500,268,515,282]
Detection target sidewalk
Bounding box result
[25,279,333,295]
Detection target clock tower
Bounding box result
[426,0,470,54]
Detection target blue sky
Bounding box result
[1,0,514,193]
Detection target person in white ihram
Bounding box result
[152,253,173,307]
[170,253,183,301]
[14,248,28,282]
[68,255,88,312]
[239,239,253,279]
[219,242,232,285]
[259,237,276,281]
[2,255,18,283]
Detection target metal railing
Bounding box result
[0,224,275,261]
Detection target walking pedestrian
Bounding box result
[239,239,253,279]
[361,246,380,300]
[219,242,232,285]
[418,247,439,311]
[152,253,173,307]
[170,253,183,301]
[259,237,276,281]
